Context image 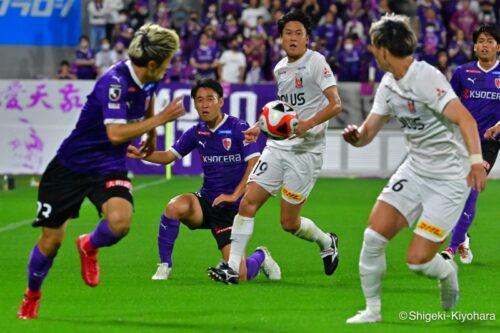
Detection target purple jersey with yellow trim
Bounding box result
[450,61,500,140]
[171,115,260,210]
[57,60,158,174]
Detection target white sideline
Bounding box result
[0,178,167,234]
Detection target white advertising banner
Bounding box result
[0,79,93,174]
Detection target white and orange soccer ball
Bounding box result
[258,100,299,140]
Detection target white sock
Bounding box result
[407,254,453,280]
[293,217,331,250]
[359,228,388,312]
[228,214,254,272]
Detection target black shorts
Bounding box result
[191,192,237,250]
[33,157,134,229]
[482,140,500,175]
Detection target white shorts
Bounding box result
[377,162,469,242]
[248,146,323,205]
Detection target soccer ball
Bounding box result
[259,100,299,140]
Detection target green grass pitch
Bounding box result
[0,176,499,333]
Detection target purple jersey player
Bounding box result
[127,78,281,282]
[442,24,500,264]
[17,24,185,320]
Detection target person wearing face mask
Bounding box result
[96,37,118,78]
[75,35,97,80]
[337,35,362,82]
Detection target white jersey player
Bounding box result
[208,10,342,285]
[343,14,486,324]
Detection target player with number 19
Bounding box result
[208,10,342,285]
[343,14,486,324]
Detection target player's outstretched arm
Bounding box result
[127,145,178,165]
[294,85,342,137]
[343,113,389,147]
[484,121,500,141]
[242,123,261,144]
[443,98,486,192]
[106,96,186,145]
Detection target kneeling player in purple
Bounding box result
[17,24,185,320]
[442,24,500,264]
[127,78,281,282]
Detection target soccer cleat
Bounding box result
[17,289,41,320]
[346,309,382,324]
[207,262,239,285]
[441,247,455,260]
[152,263,172,280]
[439,259,459,311]
[320,233,339,275]
[76,234,100,287]
[457,234,473,264]
[256,246,281,280]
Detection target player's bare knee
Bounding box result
[106,214,131,236]
[239,196,258,217]
[406,250,431,266]
[38,236,63,256]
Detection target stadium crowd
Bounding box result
[61,0,500,82]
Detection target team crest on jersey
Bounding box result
[295,72,303,89]
[436,87,446,98]
[222,138,232,151]
[323,67,332,78]
[407,99,416,113]
[109,85,121,102]
[495,78,500,89]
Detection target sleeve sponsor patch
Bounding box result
[109,84,122,102]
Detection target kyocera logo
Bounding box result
[0,0,74,17]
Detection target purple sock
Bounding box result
[246,249,265,280]
[158,214,180,266]
[89,220,124,249]
[449,190,479,252]
[27,245,54,292]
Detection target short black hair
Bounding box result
[473,24,500,44]
[277,10,312,37]
[191,78,223,99]
[60,60,70,67]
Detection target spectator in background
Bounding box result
[418,22,445,66]
[221,0,243,20]
[243,28,267,70]
[420,7,447,46]
[113,10,133,48]
[190,32,219,80]
[53,60,77,80]
[241,0,271,38]
[87,0,108,52]
[167,0,191,31]
[104,0,124,43]
[165,50,194,83]
[302,0,321,25]
[337,35,363,82]
[129,2,149,31]
[436,50,453,81]
[155,2,170,28]
[221,14,241,48]
[75,35,97,80]
[448,29,473,67]
[477,0,496,25]
[245,59,263,84]
[218,37,247,84]
[449,0,478,39]
[113,41,128,62]
[316,9,343,55]
[370,0,392,20]
[95,38,117,77]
